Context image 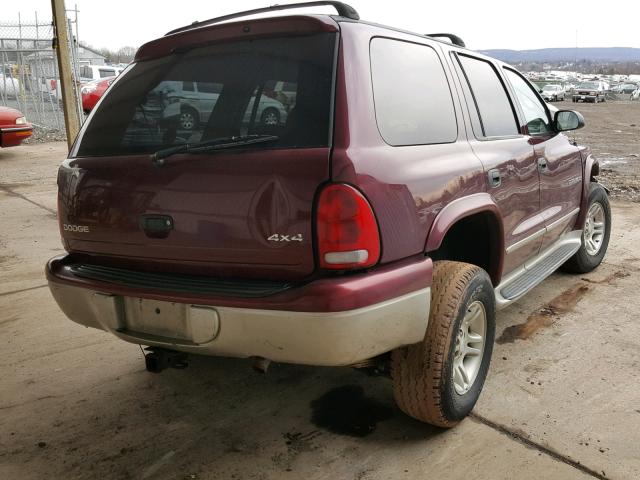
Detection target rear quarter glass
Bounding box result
[73,33,337,157]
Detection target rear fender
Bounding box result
[424,193,504,284]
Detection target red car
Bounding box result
[0,106,32,147]
[81,77,115,113]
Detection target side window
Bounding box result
[370,38,457,146]
[456,54,518,138]
[503,69,551,135]
[99,69,116,78]
[197,82,222,94]
[182,81,195,92]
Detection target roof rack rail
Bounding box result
[426,33,466,48]
[165,1,360,36]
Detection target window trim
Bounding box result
[502,66,554,137]
[369,35,459,147]
[452,52,523,142]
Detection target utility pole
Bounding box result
[51,0,81,150]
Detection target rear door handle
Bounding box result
[538,157,548,172]
[488,169,501,188]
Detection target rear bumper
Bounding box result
[46,255,432,366]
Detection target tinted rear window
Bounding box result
[74,34,336,157]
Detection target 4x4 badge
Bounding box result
[267,234,303,242]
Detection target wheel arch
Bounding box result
[424,193,504,285]
[575,152,601,228]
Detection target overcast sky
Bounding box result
[3,0,638,51]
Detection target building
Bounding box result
[24,43,106,80]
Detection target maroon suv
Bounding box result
[47,1,611,427]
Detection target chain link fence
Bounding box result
[0,16,78,133]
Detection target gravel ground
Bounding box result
[566,97,640,201]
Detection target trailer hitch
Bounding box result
[144,347,189,373]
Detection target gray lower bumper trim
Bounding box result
[48,281,431,366]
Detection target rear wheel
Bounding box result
[391,261,496,427]
[179,108,198,130]
[562,183,611,273]
[260,107,280,126]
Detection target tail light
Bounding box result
[316,183,381,270]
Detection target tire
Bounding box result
[562,183,611,273]
[179,108,198,130]
[260,107,280,126]
[391,261,496,427]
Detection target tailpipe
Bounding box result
[144,347,189,373]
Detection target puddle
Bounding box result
[497,283,591,344]
[310,385,392,437]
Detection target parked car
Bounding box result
[572,81,606,103]
[541,84,565,102]
[78,64,123,83]
[0,106,32,147]
[618,83,638,94]
[159,80,289,130]
[81,76,116,113]
[47,1,610,428]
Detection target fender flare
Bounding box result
[424,193,504,285]
[575,153,599,228]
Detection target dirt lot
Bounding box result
[567,98,640,201]
[1,110,640,479]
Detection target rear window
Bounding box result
[74,34,337,157]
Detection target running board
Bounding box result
[495,230,582,309]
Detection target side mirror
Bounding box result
[554,110,585,132]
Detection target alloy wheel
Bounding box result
[180,111,196,130]
[452,301,487,395]
[584,202,606,256]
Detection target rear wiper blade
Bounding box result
[151,134,279,166]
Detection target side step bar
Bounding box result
[495,230,582,309]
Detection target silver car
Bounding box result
[160,80,288,131]
[541,84,565,102]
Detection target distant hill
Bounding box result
[478,47,640,63]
